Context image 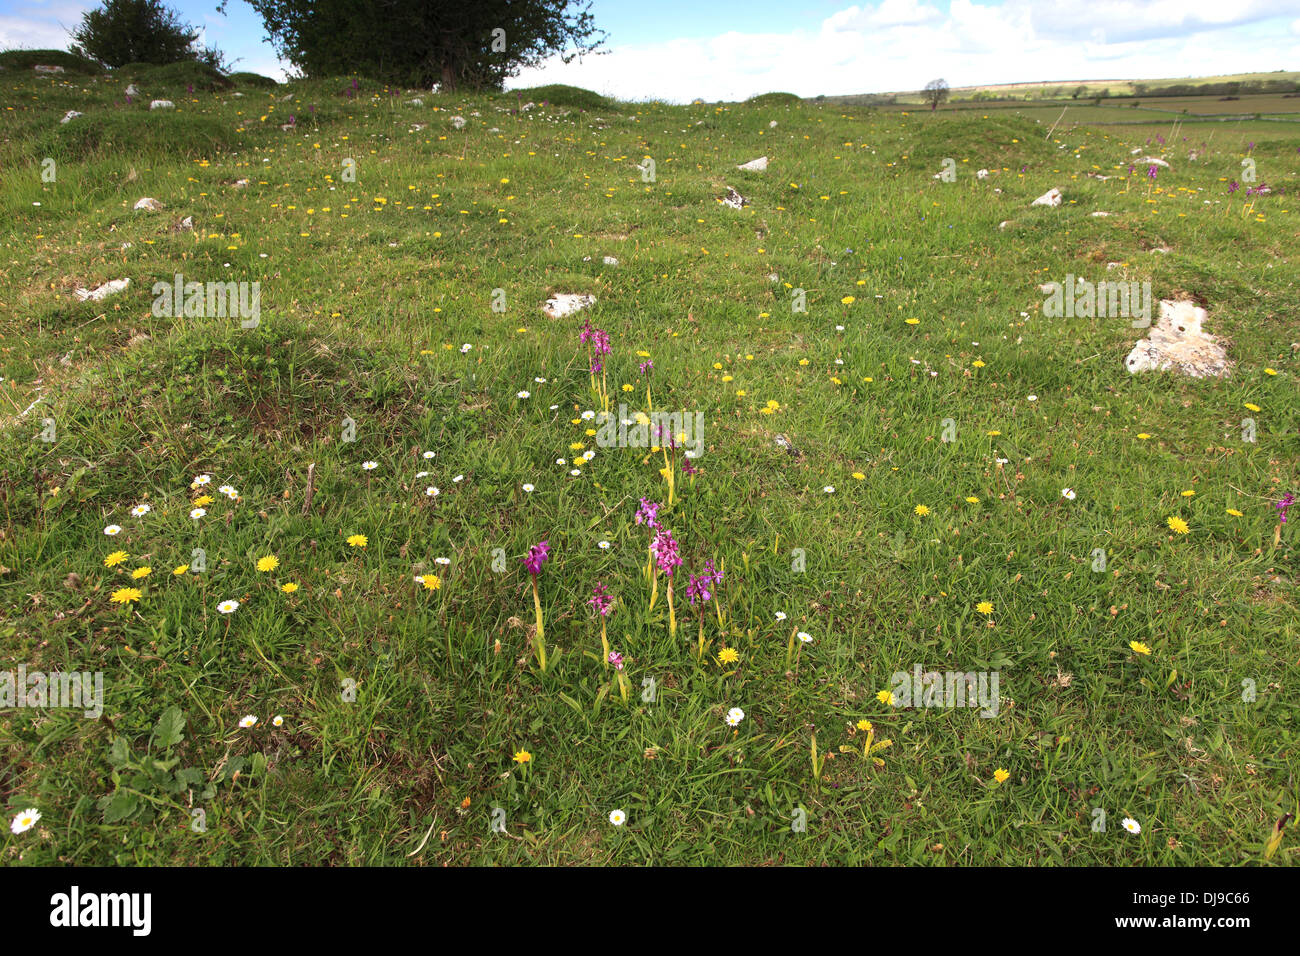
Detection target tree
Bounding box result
[70,0,215,68]
[227,0,606,91]
[922,78,949,111]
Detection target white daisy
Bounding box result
[824,486,835,493]
[582,450,595,461]
[460,343,472,353]
[190,508,207,519]
[362,461,378,470]
[192,474,212,486]
[608,809,627,826]
[422,451,436,459]
[218,484,237,496]
[522,483,534,492]
[10,808,40,834]
[272,715,284,727]
[569,469,582,477]
[598,540,611,550]
[218,599,239,614]
[835,324,845,331]
[534,377,547,384]
[549,404,559,410]
[725,707,746,727]
[517,390,530,399]
[435,557,451,565]
[1027,394,1038,401]
[238,715,257,728]
[797,632,812,643]
[425,486,440,497]
[556,458,566,466]
[130,504,151,517]
[1062,488,1077,501]
[104,524,122,536]
[452,474,464,483]
[775,611,787,621]
[1121,817,1141,835]
[581,410,596,420]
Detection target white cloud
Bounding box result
[511,0,1300,102]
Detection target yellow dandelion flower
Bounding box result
[193,494,214,507]
[513,749,531,764]
[110,587,142,604]
[131,566,151,580]
[1244,403,1260,412]
[965,496,980,504]
[717,647,739,665]
[914,504,930,516]
[422,574,441,591]
[852,472,865,480]
[856,719,872,731]
[1167,516,1190,534]
[841,295,855,305]
[993,768,1010,784]
[172,564,189,576]
[1129,640,1151,656]
[976,601,993,615]
[281,582,299,593]
[905,317,919,325]
[877,689,895,706]
[1137,433,1151,440]
[257,555,279,573]
[347,534,368,548]
[104,551,129,568]
[1226,508,1243,517]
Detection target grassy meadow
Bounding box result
[0,64,1297,865]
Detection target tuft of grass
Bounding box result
[505,83,612,110]
[32,111,234,162]
[228,71,279,89]
[746,91,802,106]
[113,61,234,92]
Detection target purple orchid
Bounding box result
[589,581,614,616]
[523,540,550,575]
[635,497,660,530]
[1278,493,1294,524]
[651,529,682,577]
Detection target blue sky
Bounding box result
[3,0,1298,101]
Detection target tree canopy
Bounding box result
[922,78,950,110]
[71,0,221,69]
[227,0,605,90]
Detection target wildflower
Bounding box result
[190,508,207,520]
[1226,508,1243,517]
[1130,641,1151,656]
[1278,493,1295,524]
[914,504,930,516]
[362,461,378,471]
[131,566,151,580]
[965,497,980,504]
[856,719,872,732]
[192,474,212,487]
[976,601,993,615]
[877,689,895,706]
[1244,403,1260,412]
[239,715,258,729]
[1166,516,1190,535]
[257,555,279,572]
[110,587,142,605]
[173,564,189,575]
[280,582,299,593]
[797,631,812,643]
[273,715,284,727]
[724,706,745,727]
[609,809,627,826]
[218,599,240,614]
[718,647,739,665]
[1061,488,1076,501]
[513,750,531,764]
[775,611,787,621]
[651,530,681,577]
[589,581,614,616]
[853,472,865,480]
[522,483,535,493]
[608,651,624,670]
[9,809,40,835]
[1181,489,1195,497]
[517,390,530,399]
[420,574,441,591]
[1137,433,1151,440]
[193,495,214,507]
[104,525,122,536]
[993,768,1010,784]
[634,497,661,531]
[347,534,368,548]
[425,486,440,497]
[422,451,436,459]
[1122,817,1141,834]
[130,504,151,517]
[824,485,836,493]
[104,550,129,568]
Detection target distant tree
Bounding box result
[922,78,949,111]
[1072,85,1087,99]
[226,0,606,91]
[70,0,217,68]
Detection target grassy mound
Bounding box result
[34,110,234,162]
[506,84,612,110]
[114,60,234,92]
[229,71,279,89]
[745,91,802,106]
[0,48,102,74]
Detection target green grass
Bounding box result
[0,72,1297,866]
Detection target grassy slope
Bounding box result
[0,69,1297,865]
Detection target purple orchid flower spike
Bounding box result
[651,529,682,577]
[635,497,660,530]
[589,581,614,616]
[523,540,550,575]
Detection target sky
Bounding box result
[2,0,1298,102]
